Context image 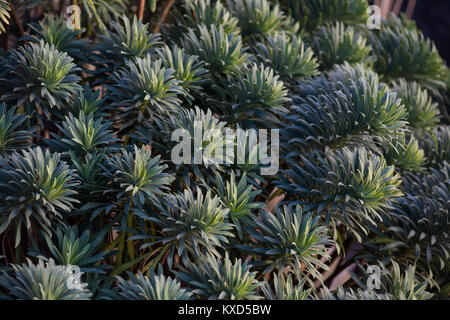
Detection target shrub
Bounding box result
[0,0,447,301]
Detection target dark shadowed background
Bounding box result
[413,0,450,64]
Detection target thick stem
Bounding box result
[150,0,175,33]
[138,0,146,20]
[405,0,417,19]
[392,0,404,15]
[1,233,9,265]
[126,212,135,261]
[8,0,24,36]
[116,232,126,266]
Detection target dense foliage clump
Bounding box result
[0,0,448,300]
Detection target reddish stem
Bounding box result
[138,0,146,20]
[151,0,175,33]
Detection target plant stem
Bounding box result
[150,0,175,33]
[138,0,146,20]
[126,212,135,261]
[8,0,24,36]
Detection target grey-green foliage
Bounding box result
[26,14,87,61]
[107,145,173,208]
[281,0,369,31]
[2,40,81,123]
[0,259,92,300]
[278,147,403,241]
[239,204,331,279]
[253,32,319,80]
[391,79,440,129]
[133,187,234,268]
[139,106,234,170]
[107,54,184,131]
[377,163,450,272]
[101,268,192,300]
[1,0,449,302]
[0,147,79,246]
[173,0,238,35]
[176,253,261,300]
[46,112,117,155]
[382,134,425,172]
[0,0,10,34]
[386,271,434,300]
[69,84,109,117]
[261,272,311,300]
[318,286,393,300]
[352,261,434,300]
[220,62,290,117]
[285,63,407,152]
[100,15,161,62]
[415,125,450,166]
[226,0,286,38]
[370,14,447,91]
[158,44,208,104]
[311,22,372,70]
[320,261,434,300]
[0,102,34,153]
[214,171,263,239]
[28,224,114,274]
[181,24,247,74]
[79,0,128,31]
